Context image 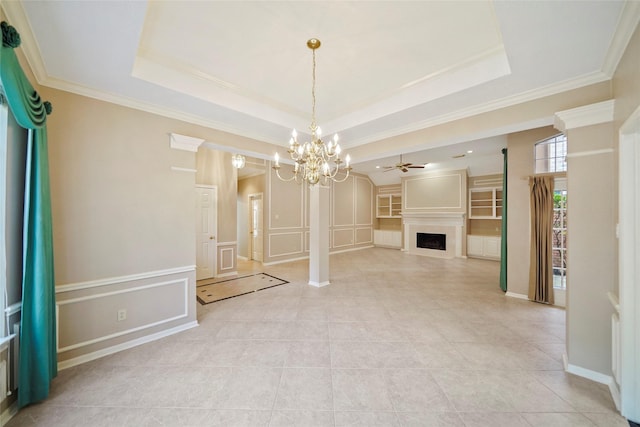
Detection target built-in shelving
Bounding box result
[377,194,402,218]
[469,187,502,219]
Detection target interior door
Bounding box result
[196,186,217,280]
[250,194,263,262]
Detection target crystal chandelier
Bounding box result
[231,153,245,169]
[273,38,351,186]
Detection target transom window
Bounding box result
[535,134,567,173]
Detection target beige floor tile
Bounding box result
[274,368,333,410]
[7,248,626,427]
[269,410,334,426]
[332,369,394,411]
[334,411,400,426]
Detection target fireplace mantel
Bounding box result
[402,212,466,258]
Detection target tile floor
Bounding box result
[7,248,628,426]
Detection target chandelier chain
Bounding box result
[272,38,351,186]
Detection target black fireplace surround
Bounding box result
[416,232,446,251]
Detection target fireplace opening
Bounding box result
[417,232,446,251]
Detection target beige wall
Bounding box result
[506,126,560,296]
[402,169,467,214]
[565,122,616,375]
[40,87,253,366]
[263,167,374,264]
[196,147,238,274]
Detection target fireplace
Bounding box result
[417,232,446,251]
[402,212,465,258]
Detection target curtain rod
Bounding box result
[520,171,567,180]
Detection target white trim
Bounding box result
[505,291,529,300]
[0,399,19,427]
[601,0,640,76]
[345,71,608,149]
[403,174,463,211]
[56,278,189,352]
[57,321,198,371]
[263,255,309,266]
[4,303,21,316]
[608,291,621,314]
[268,232,304,258]
[554,100,615,132]
[56,265,195,293]
[566,362,615,386]
[308,280,330,288]
[0,334,15,352]
[566,148,614,159]
[171,166,197,173]
[618,104,640,422]
[217,241,237,246]
[354,227,374,245]
[170,133,205,152]
[220,247,235,271]
[216,272,237,279]
[330,245,375,255]
[609,379,622,412]
[332,228,355,249]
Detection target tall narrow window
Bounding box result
[552,180,567,289]
[535,134,567,173]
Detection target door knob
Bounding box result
[210,236,215,240]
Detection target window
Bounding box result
[535,133,567,173]
[552,179,567,289]
[0,96,27,338]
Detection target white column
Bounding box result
[308,184,330,287]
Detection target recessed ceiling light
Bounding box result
[375,165,380,169]
[467,150,473,154]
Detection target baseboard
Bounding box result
[505,291,529,300]
[216,271,237,279]
[564,356,621,411]
[565,360,615,385]
[0,399,18,426]
[58,320,199,370]
[608,377,621,411]
[330,245,375,255]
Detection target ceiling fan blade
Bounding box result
[401,167,409,173]
[407,165,425,168]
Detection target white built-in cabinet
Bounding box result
[467,235,501,259]
[373,230,402,248]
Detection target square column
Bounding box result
[308,184,330,287]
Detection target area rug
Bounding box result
[196,273,289,304]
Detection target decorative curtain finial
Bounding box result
[1,22,21,48]
[44,101,52,115]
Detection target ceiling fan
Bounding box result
[382,154,427,173]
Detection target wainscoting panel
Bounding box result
[218,245,236,272]
[355,227,373,245]
[333,228,354,248]
[55,267,196,366]
[269,232,304,257]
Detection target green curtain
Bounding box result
[0,21,56,407]
[499,148,507,292]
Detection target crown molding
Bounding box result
[554,99,615,132]
[169,133,204,152]
[1,0,48,83]
[602,0,640,77]
[343,70,610,149]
